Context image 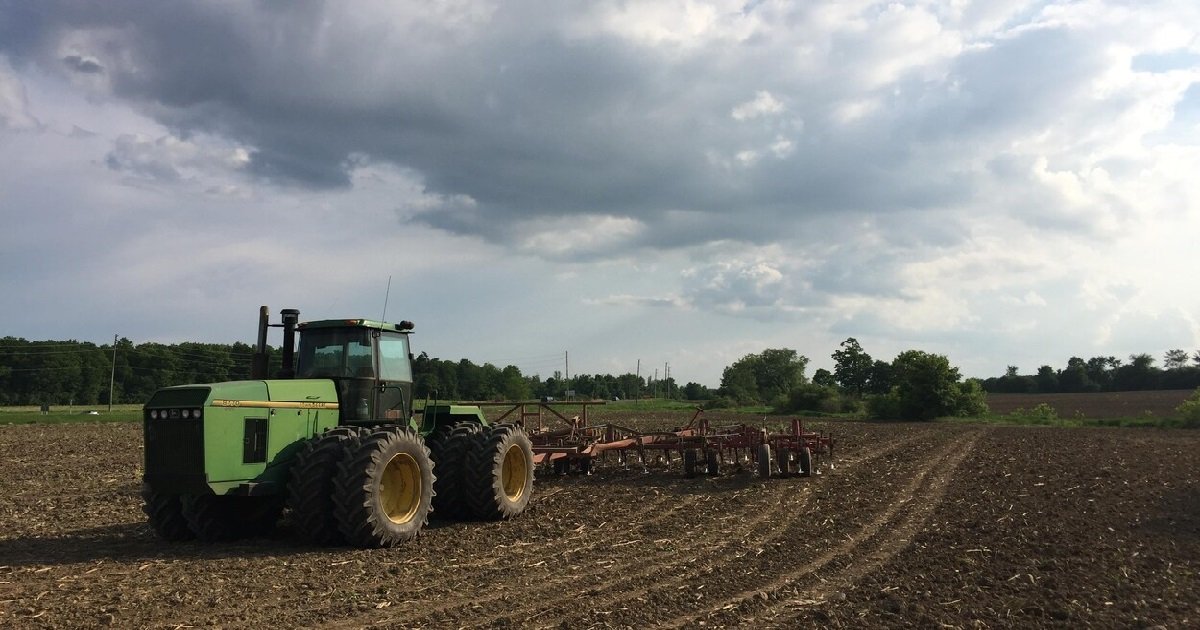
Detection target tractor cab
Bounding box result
[292,318,415,424]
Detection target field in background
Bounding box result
[0,404,142,425]
[985,389,1192,419]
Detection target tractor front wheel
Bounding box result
[141,489,195,541]
[288,427,367,545]
[464,424,535,520]
[180,495,283,542]
[333,428,434,547]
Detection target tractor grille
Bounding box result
[143,417,206,493]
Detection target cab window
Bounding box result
[297,328,373,378]
[378,332,412,382]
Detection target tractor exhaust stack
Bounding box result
[278,308,300,379]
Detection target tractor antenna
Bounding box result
[381,275,393,324]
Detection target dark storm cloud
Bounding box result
[0,1,1148,261]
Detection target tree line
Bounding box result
[8,333,1190,420]
[980,351,1200,394]
[0,337,706,406]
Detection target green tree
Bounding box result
[1164,349,1190,369]
[1035,365,1059,393]
[1113,353,1160,391]
[871,350,987,420]
[718,348,808,405]
[682,382,709,400]
[867,359,893,394]
[719,358,759,404]
[812,368,836,388]
[1057,357,1094,393]
[832,337,873,396]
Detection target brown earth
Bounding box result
[2,415,1199,628]
[985,390,1193,419]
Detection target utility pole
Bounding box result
[665,362,670,400]
[635,359,640,406]
[564,350,569,399]
[108,334,117,412]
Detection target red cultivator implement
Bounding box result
[477,402,835,478]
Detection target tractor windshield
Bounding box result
[296,328,374,378]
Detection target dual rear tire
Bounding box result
[295,422,534,547]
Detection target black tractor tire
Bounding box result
[705,449,721,476]
[287,428,366,545]
[683,449,699,478]
[141,489,195,542]
[799,447,813,477]
[776,447,792,477]
[428,422,483,520]
[464,423,535,520]
[333,427,435,547]
[181,495,283,542]
[756,443,772,478]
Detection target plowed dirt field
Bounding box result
[2,415,1199,628]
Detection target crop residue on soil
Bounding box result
[1,415,1198,628]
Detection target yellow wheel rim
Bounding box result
[501,443,529,502]
[380,452,421,524]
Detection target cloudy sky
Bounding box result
[2,1,1198,387]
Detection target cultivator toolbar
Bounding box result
[468,402,835,478]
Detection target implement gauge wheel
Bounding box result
[334,427,434,547]
[683,449,699,478]
[464,423,535,520]
[776,446,792,477]
[756,443,772,478]
[705,449,721,476]
[799,447,813,477]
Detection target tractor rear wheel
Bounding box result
[334,427,434,547]
[181,495,283,542]
[464,423,535,520]
[756,443,772,478]
[428,421,482,520]
[288,427,366,545]
[799,447,813,477]
[141,489,195,541]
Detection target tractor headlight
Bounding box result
[192,408,203,419]
[149,409,159,419]
[181,409,191,419]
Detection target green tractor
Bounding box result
[141,307,534,547]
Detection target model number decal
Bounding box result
[211,399,339,410]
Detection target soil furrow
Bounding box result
[677,428,985,628]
